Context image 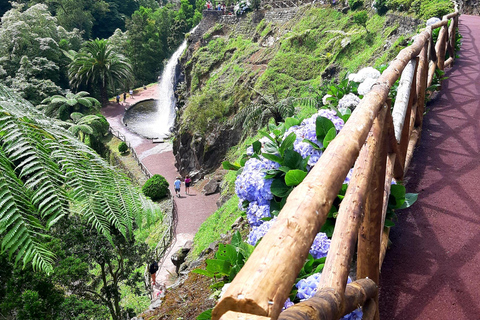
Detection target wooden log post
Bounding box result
[278,279,378,320]
[415,42,429,127]
[318,104,390,295]
[356,98,389,320]
[434,23,447,90]
[391,59,417,143]
[212,30,429,320]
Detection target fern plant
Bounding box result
[0,84,161,273]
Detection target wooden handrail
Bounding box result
[213,10,459,320]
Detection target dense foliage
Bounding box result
[142,174,170,201]
[0,84,161,273]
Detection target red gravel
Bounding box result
[378,15,480,319]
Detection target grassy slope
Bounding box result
[186,6,411,257]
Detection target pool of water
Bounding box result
[122,99,174,139]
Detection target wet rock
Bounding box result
[171,247,191,274]
[203,179,219,195]
[231,216,246,230]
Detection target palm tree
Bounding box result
[67,112,104,143]
[67,39,133,105]
[0,84,160,273]
[232,89,317,131]
[38,91,101,120]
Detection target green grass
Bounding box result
[191,196,243,258]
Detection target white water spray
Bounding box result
[123,27,197,140]
[153,37,190,139]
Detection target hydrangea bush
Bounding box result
[217,68,417,316]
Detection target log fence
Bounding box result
[212,10,459,320]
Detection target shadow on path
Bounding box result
[379,15,480,320]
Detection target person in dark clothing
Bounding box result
[149,261,159,286]
[116,94,120,103]
[123,92,127,102]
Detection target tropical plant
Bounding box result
[232,90,299,132]
[0,84,161,273]
[142,174,170,201]
[67,39,134,105]
[38,91,101,120]
[67,112,106,143]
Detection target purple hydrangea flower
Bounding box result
[295,273,363,319]
[235,157,279,206]
[284,110,344,169]
[296,273,322,300]
[247,217,277,246]
[283,298,294,310]
[246,201,271,226]
[309,232,331,259]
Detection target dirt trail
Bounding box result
[378,15,480,319]
[102,85,220,292]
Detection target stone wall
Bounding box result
[264,7,299,23]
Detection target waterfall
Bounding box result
[122,27,197,140]
[153,39,190,139]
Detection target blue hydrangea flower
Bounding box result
[247,217,277,246]
[235,157,279,205]
[295,273,363,319]
[309,232,331,259]
[246,201,271,226]
[284,110,344,169]
[283,297,294,310]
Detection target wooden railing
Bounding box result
[211,11,459,320]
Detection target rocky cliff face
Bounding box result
[173,10,260,178]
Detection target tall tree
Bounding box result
[0,3,83,104]
[126,6,165,84]
[67,39,133,105]
[0,83,161,273]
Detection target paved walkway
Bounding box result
[102,85,220,289]
[379,15,480,319]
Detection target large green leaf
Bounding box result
[215,244,238,264]
[205,259,231,276]
[323,127,337,150]
[280,132,296,157]
[285,169,308,187]
[316,116,335,142]
[271,179,292,197]
[283,149,304,170]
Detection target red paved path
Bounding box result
[102,85,220,287]
[379,15,480,319]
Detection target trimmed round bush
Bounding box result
[118,141,128,154]
[142,174,169,201]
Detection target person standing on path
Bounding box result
[149,261,159,286]
[123,92,127,103]
[174,177,181,198]
[184,175,191,194]
[116,94,120,104]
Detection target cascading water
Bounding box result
[123,28,196,140]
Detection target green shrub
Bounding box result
[348,0,364,10]
[374,0,388,15]
[118,141,128,154]
[413,0,453,19]
[142,174,169,201]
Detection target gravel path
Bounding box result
[102,85,220,289]
[379,15,480,319]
